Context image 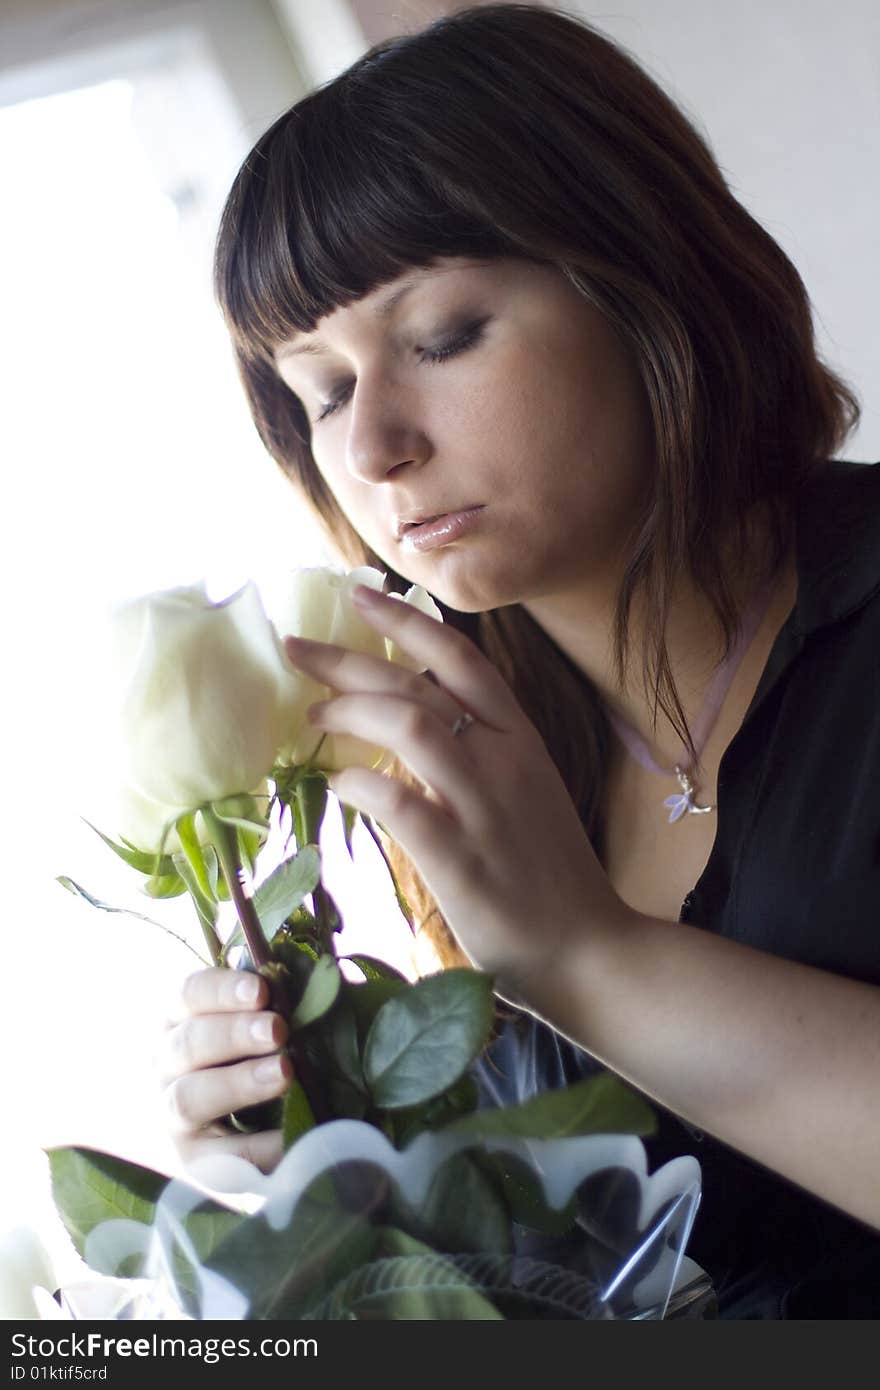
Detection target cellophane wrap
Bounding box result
[73,1120,705,1321]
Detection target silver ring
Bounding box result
[451,711,476,737]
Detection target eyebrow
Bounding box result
[277,277,421,361]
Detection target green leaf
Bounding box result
[172,853,218,938]
[175,813,216,904]
[291,788,305,851]
[271,928,320,976]
[220,926,244,962]
[317,884,342,939]
[302,993,366,1101]
[54,878,203,960]
[344,977,409,1051]
[344,954,408,983]
[306,1228,505,1320]
[313,1072,369,1122]
[294,773,330,848]
[364,969,494,1109]
[289,906,319,930]
[163,1201,248,1316]
[47,1147,169,1262]
[253,846,321,941]
[281,1079,317,1150]
[48,1147,245,1311]
[472,1150,578,1236]
[391,1151,513,1255]
[445,1072,657,1141]
[84,821,176,878]
[362,817,414,928]
[142,872,187,899]
[325,994,366,1093]
[211,814,269,839]
[201,1171,378,1319]
[237,825,262,878]
[290,953,342,1029]
[341,804,358,860]
[207,793,272,857]
[387,1071,480,1149]
[204,844,220,898]
[212,792,270,827]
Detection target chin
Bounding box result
[374,530,540,613]
[416,563,531,616]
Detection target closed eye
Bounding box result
[314,319,489,424]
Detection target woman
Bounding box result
[159,5,880,1317]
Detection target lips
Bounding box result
[395,506,479,539]
[396,513,442,538]
[396,505,485,554]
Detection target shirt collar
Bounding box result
[791,459,880,637]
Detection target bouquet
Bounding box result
[48,566,707,1321]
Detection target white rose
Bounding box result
[0,1225,58,1319]
[272,566,442,772]
[108,570,443,851]
[111,581,289,850]
[114,783,218,858]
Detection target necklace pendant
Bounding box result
[663,765,715,823]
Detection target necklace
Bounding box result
[605,575,777,823]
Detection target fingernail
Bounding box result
[250,1015,276,1045]
[307,701,328,724]
[253,1055,285,1085]
[235,974,261,1005]
[352,584,383,605]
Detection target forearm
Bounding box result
[523,911,880,1230]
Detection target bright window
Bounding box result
[0,43,413,1261]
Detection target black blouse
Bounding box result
[473,457,880,1318]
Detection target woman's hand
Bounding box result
[285,587,880,1230]
[158,967,292,1172]
[284,584,631,1005]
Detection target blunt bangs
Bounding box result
[212,45,524,366]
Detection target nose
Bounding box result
[344,375,431,485]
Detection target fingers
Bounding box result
[328,765,464,891]
[284,635,461,726]
[165,966,268,1026]
[160,1009,288,1083]
[348,585,520,730]
[160,966,290,1163]
[175,1126,284,1175]
[164,1051,292,1136]
[286,589,522,739]
[310,693,487,822]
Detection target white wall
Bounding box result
[271,0,367,85]
[566,0,879,461]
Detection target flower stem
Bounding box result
[172,851,223,966]
[293,774,337,955]
[202,802,330,1129]
[201,807,270,971]
[199,913,223,967]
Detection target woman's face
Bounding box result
[273,256,654,612]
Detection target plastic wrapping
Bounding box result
[74,1119,709,1320]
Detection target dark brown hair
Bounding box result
[213,2,860,969]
